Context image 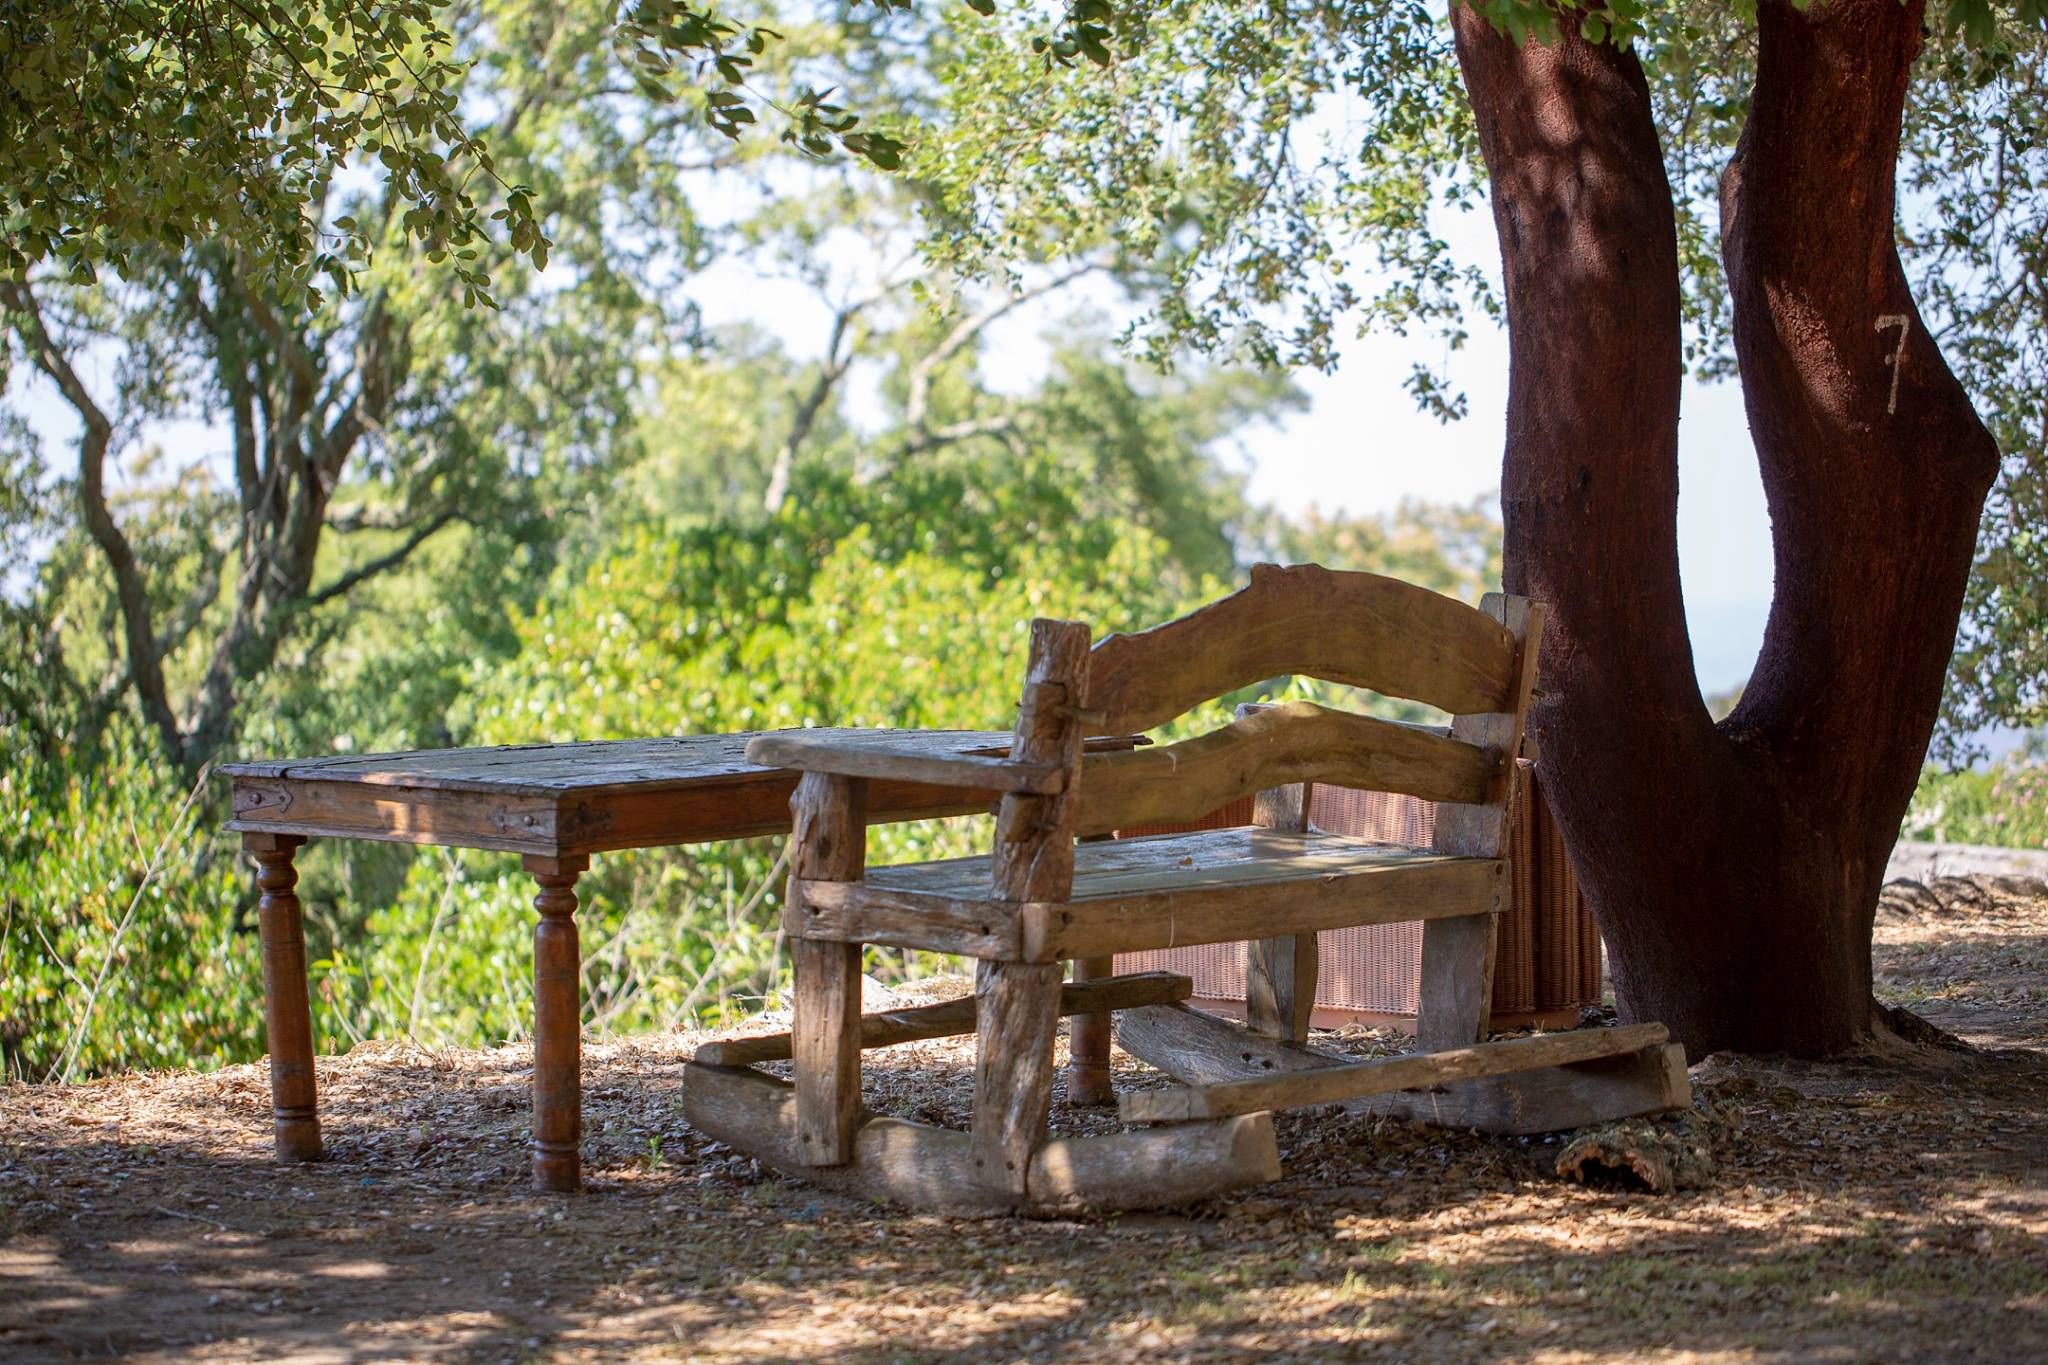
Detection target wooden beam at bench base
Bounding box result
[1116,1003,1340,1086]
[682,1061,1279,1217]
[1350,1043,1691,1136]
[695,971,1194,1067]
[1116,1005,1689,1134]
[1118,1009,1672,1124]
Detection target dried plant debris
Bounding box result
[1555,1107,1727,1194]
[1880,872,2048,921]
[2,892,2046,1360]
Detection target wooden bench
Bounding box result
[219,728,1143,1191]
[688,564,1687,1214]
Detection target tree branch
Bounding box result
[762,299,868,514]
[2,277,188,766]
[1721,0,1998,820]
[305,507,463,608]
[901,264,1098,437]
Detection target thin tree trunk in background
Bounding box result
[1449,0,1998,1057]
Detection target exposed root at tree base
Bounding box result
[1869,996,1975,1055]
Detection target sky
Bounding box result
[1236,310,1777,698]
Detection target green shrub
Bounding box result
[0,721,257,1081]
[1903,757,2048,849]
[441,487,1223,1036]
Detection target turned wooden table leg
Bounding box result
[525,853,589,1193]
[247,833,321,1162]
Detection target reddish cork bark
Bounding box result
[1449,0,1999,1056]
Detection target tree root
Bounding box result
[1869,998,1971,1052]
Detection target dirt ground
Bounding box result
[3,880,2045,1363]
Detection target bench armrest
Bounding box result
[746,729,1070,794]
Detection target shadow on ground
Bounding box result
[3,892,2045,1361]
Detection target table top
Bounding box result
[221,729,1081,857]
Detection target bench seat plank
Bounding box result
[790,830,1504,961]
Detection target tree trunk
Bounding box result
[1450,0,1999,1057]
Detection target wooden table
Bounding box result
[220,730,1052,1192]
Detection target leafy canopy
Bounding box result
[0,0,910,306]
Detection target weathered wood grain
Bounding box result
[745,731,1066,794]
[681,1062,1281,1215]
[866,827,1482,900]
[973,619,1090,1197]
[1115,1006,1691,1135]
[1245,777,1317,1043]
[1022,855,1505,962]
[1354,1042,1692,1135]
[1416,911,1500,1054]
[1419,594,1544,1050]
[222,730,1000,794]
[1084,563,1519,734]
[789,773,868,1167]
[1431,595,1545,861]
[223,730,1143,858]
[783,878,1024,959]
[693,971,1193,1066]
[1115,1003,1339,1087]
[1120,1022,1671,1123]
[796,851,1501,963]
[1074,702,1498,838]
[970,959,1065,1193]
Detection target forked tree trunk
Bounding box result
[1449,0,1999,1056]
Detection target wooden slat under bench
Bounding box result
[1120,1022,1672,1123]
[1113,1004,1691,1136]
[693,971,1193,1066]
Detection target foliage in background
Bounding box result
[1904,751,2048,850]
[910,1,2048,760]
[0,718,245,1082]
[0,0,922,305]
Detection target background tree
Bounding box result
[1,0,857,773]
[0,0,914,303]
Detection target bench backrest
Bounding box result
[997,564,1543,873]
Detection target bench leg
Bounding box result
[248,833,321,1163]
[1246,779,1316,1044]
[972,960,1063,1196]
[1247,933,1319,1043]
[787,772,869,1167]
[1064,955,1116,1107]
[525,854,589,1193]
[1417,911,1498,1051]
[792,938,863,1165]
